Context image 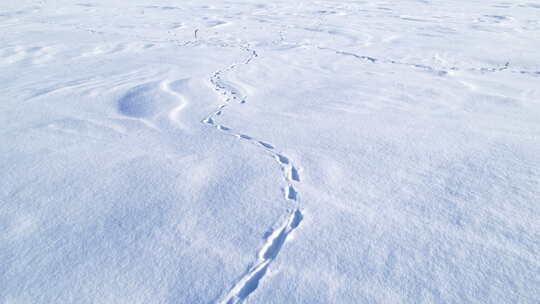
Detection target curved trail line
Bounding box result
[201,45,304,303]
[220,209,303,304]
[316,46,522,76]
[202,45,301,202]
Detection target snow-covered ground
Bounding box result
[1,0,540,303]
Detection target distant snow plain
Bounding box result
[1,0,539,303]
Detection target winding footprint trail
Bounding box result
[203,46,302,203]
[220,209,303,304]
[316,46,521,76]
[201,44,304,303]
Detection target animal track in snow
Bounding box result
[219,209,303,304]
[290,167,300,182]
[237,134,252,140]
[286,185,298,201]
[317,46,534,76]
[200,43,304,303]
[276,154,289,165]
[258,141,274,149]
[202,45,302,198]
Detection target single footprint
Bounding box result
[238,134,252,140]
[259,141,274,149]
[286,185,297,200]
[276,154,289,165]
[290,167,300,182]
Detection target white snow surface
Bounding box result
[1,0,540,303]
